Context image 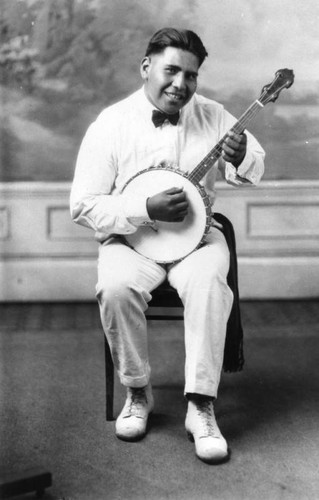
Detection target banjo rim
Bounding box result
[122,165,212,264]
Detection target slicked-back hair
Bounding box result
[145,28,208,67]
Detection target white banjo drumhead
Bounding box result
[123,168,209,263]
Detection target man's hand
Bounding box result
[146,187,189,222]
[222,131,247,168]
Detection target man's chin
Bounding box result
[162,93,188,112]
[162,100,185,114]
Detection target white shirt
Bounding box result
[70,87,265,241]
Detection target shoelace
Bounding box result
[196,400,220,439]
[124,388,147,419]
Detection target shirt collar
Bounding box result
[138,86,157,116]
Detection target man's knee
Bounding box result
[96,278,151,310]
[96,277,132,307]
[198,246,229,282]
[190,260,228,287]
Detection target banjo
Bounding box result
[122,69,294,263]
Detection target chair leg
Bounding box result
[104,336,114,421]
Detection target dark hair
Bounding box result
[145,28,208,67]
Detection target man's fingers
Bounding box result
[165,187,184,195]
[225,132,247,149]
[171,193,187,206]
[169,199,189,221]
[223,132,247,160]
[223,142,235,155]
[175,201,188,212]
[172,209,188,221]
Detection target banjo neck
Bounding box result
[188,99,264,184]
[188,68,295,185]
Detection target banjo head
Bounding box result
[122,167,211,263]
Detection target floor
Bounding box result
[0,301,319,500]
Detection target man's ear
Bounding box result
[140,56,151,80]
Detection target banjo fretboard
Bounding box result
[188,99,264,184]
[188,68,294,184]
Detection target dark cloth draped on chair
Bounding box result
[214,212,244,373]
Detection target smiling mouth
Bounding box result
[165,92,186,101]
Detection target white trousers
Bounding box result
[96,227,233,398]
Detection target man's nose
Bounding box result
[172,73,186,89]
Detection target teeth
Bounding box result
[167,93,183,100]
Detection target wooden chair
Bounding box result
[104,213,244,421]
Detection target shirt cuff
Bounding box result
[122,193,154,226]
[236,150,255,181]
[225,152,255,185]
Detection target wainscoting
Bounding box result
[1,180,319,301]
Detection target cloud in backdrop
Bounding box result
[193,0,319,98]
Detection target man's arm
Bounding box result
[219,109,265,186]
[70,115,153,236]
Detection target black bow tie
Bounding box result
[152,109,180,127]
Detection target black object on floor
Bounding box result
[0,467,52,499]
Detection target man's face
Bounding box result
[141,47,199,115]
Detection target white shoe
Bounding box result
[185,398,228,464]
[115,384,154,442]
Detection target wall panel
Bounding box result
[1,181,319,301]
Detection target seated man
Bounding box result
[70,27,265,464]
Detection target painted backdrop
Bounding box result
[1,0,318,182]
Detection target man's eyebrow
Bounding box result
[165,64,198,77]
[165,64,180,70]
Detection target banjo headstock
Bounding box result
[259,68,294,105]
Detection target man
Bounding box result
[70,28,265,464]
